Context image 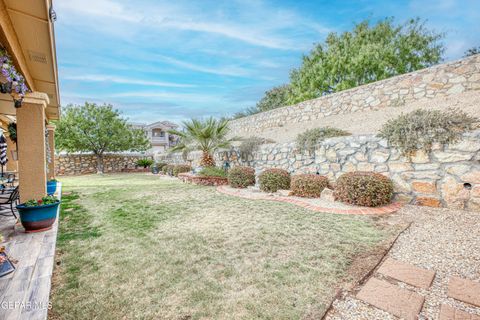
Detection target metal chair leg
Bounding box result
[10,202,17,219]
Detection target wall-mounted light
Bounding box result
[14,98,23,108]
[49,6,57,22]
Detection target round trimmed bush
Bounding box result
[199,166,227,177]
[173,164,192,177]
[334,171,393,207]
[157,162,168,170]
[228,166,255,188]
[163,164,175,175]
[291,174,329,198]
[259,168,290,193]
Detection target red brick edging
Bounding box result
[216,185,402,215]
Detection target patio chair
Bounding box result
[0,174,15,193]
[0,186,19,219]
[5,174,15,188]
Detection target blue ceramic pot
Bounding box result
[17,201,60,233]
[46,181,57,195]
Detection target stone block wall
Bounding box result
[229,54,480,135]
[158,130,480,210]
[56,153,152,175]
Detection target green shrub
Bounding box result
[259,168,290,192]
[136,158,154,168]
[228,166,255,188]
[156,162,168,170]
[163,164,175,175]
[334,172,393,207]
[198,166,227,178]
[378,108,479,157]
[238,137,275,159]
[173,164,191,177]
[296,127,350,152]
[290,174,329,198]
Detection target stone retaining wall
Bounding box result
[157,130,480,210]
[56,154,152,175]
[229,54,480,136]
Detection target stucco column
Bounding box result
[46,124,56,179]
[16,92,49,202]
[5,133,17,172]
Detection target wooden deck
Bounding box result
[0,185,61,320]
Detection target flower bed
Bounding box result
[178,173,228,186]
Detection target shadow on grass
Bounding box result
[57,192,101,290]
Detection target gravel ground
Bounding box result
[325,205,480,320]
[249,91,480,143]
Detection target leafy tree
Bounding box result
[231,85,291,119]
[56,102,150,173]
[168,117,235,167]
[256,85,291,112]
[288,18,444,104]
[464,46,480,57]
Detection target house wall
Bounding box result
[228,54,480,136]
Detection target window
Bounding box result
[152,129,165,137]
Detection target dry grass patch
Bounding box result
[50,174,398,320]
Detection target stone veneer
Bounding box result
[229,54,480,135]
[158,130,480,210]
[55,153,152,175]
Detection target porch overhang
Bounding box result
[0,0,60,120]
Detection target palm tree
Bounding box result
[168,117,235,167]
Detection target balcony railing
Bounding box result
[151,136,167,142]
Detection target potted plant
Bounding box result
[0,234,15,277]
[46,178,58,195]
[17,195,60,232]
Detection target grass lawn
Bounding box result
[49,173,397,320]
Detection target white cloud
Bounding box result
[154,19,296,50]
[56,0,141,22]
[56,0,330,50]
[110,91,221,103]
[154,55,250,77]
[63,74,196,88]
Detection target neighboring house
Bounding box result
[132,121,179,154]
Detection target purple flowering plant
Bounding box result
[0,48,29,96]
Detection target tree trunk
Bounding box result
[96,153,104,174]
[200,151,215,167]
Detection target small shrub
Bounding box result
[173,164,192,177]
[334,172,393,207]
[198,166,227,178]
[163,164,175,175]
[290,174,329,198]
[228,166,255,188]
[259,168,290,192]
[136,158,154,168]
[296,127,350,153]
[238,137,275,160]
[378,108,479,156]
[156,162,168,170]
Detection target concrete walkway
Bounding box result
[0,185,61,320]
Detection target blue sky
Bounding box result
[56,0,480,124]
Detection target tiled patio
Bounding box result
[0,186,61,320]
